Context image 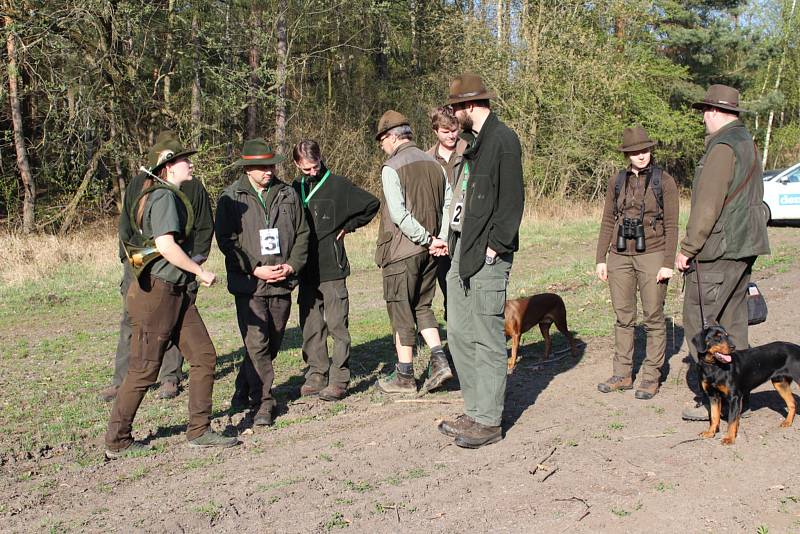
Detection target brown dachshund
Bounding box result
[504,293,577,372]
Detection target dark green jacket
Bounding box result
[684,120,770,261]
[117,172,214,279]
[215,175,309,296]
[291,165,379,284]
[450,112,525,280]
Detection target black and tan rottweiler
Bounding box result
[693,324,800,445]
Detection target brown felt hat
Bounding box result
[147,135,197,175]
[233,137,285,166]
[618,126,655,153]
[446,72,496,105]
[375,110,409,140]
[692,84,746,113]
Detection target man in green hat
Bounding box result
[215,138,310,426]
[374,110,454,396]
[676,84,770,421]
[437,73,525,449]
[99,130,214,403]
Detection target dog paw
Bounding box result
[721,437,735,445]
[780,420,793,428]
[699,431,716,438]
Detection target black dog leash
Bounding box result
[691,259,709,329]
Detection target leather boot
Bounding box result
[438,414,475,438]
[454,422,502,449]
[420,352,453,394]
[377,369,416,394]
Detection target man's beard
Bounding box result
[459,114,473,133]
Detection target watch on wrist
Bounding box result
[485,254,497,265]
[426,235,433,247]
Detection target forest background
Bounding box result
[1,0,799,234]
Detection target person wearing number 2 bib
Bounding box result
[215,138,309,427]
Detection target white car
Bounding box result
[763,162,800,223]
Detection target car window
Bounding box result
[788,173,800,183]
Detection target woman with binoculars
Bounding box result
[594,126,679,400]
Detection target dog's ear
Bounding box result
[692,331,708,354]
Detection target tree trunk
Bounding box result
[410,0,419,73]
[246,3,262,139]
[275,0,288,152]
[762,0,797,167]
[5,15,35,233]
[59,143,108,235]
[191,10,202,145]
[163,0,175,113]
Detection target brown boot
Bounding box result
[635,379,659,400]
[319,384,347,402]
[300,376,326,397]
[419,352,453,394]
[253,404,274,426]
[597,375,633,393]
[377,369,416,394]
[438,414,475,438]
[98,385,119,402]
[454,422,502,449]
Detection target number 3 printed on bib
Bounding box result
[260,228,281,255]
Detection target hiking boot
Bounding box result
[187,429,239,449]
[156,381,179,400]
[682,401,751,421]
[104,441,151,460]
[253,404,274,426]
[454,422,502,449]
[377,369,417,394]
[98,385,119,403]
[635,380,659,400]
[300,380,325,397]
[438,414,475,438]
[419,352,453,394]
[597,375,633,393]
[319,384,347,402]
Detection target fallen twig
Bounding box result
[555,496,591,525]
[539,466,559,482]
[529,446,557,476]
[394,398,461,404]
[622,434,668,440]
[669,437,704,449]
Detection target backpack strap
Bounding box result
[650,166,663,212]
[612,169,628,218]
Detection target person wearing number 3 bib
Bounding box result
[215,138,310,427]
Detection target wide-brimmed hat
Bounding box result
[233,138,285,166]
[147,135,197,175]
[446,72,496,105]
[618,126,655,153]
[691,84,746,113]
[375,110,410,140]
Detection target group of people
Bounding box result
[101,72,524,459]
[100,75,769,460]
[595,83,770,423]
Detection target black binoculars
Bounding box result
[616,217,646,252]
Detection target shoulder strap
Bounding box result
[722,141,759,209]
[650,166,663,211]
[612,170,627,217]
[128,182,195,242]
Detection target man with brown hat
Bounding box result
[215,138,309,427]
[437,72,524,449]
[100,130,214,403]
[374,110,453,396]
[676,84,770,421]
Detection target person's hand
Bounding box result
[675,252,691,272]
[429,237,448,257]
[596,263,607,282]
[197,269,216,287]
[486,246,497,259]
[657,267,673,282]
[253,265,273,281]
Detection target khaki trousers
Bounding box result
[682,257,754,363]
[382,252,439,347]
[299,279,351,388]
[447,239,512,427]
[607,252,668,382]
[106,277,216,450]
[234,294,291,409]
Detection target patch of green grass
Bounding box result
[328,402,347,416]
[655,482,673,492]
[611,507,630,517]
[334,498,353,505]
[323,511,349,530]
[274,415,315,429]
[331,440,344,448]
[609,421,625,430]
[193,501,221,521]
[319,453,333,462]
[257,477,302,491]
[122,466,149,482]
[344,479,374,493]
[756,526,769,534]
[406,467,427,479]
[184,456,222,470]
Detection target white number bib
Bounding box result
[260,228,281,255]
[450,201,464,226]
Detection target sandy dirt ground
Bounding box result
[3,238,800,533]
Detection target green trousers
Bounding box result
[446,239,512,427]
[299,279,352,388]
